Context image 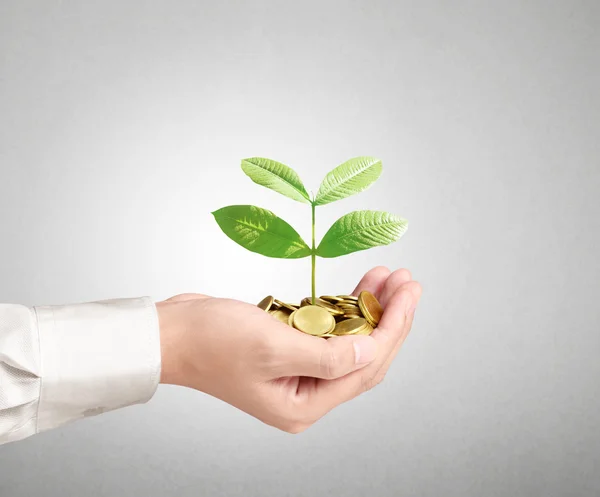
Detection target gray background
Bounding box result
[1,0,599,496]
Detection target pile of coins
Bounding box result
[256,291,383,338]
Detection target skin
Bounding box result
[156,266,422,434]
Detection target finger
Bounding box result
[378,268,412,307]
[279,333,377,380]
[351,266,391,298]
[368,285,414,352]
[375,281,422,379]
[313,287,414,407]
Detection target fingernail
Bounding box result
[353,337,377,365]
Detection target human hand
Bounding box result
[156,266,422,433]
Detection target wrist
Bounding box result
[156,301,184,386]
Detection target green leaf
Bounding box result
[241,157,311,204]
[317,210,408,258]
[314,157,383,206]
[212,205,311,259]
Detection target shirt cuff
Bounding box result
[33,297,161,433]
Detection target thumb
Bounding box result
[283,334,378,380]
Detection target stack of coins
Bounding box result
[256,291,383,338]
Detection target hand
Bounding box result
[156,266,422,433]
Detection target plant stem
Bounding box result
[311,201,316,304]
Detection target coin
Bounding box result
[270,309,291,323]
[274,299,298,312]
[312,297,344,316]
[358,291,383,327]
[300,297,312,307]
[355,322,374,335]
[292,306,336,336]
[333,317,370,336]
[337,303,359,309]
[320,295,344,303]
[338,295,358,302]
[257,295,274,312]
[288,309,298,327]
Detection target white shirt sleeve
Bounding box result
[0,297,161,445]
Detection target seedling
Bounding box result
[212,157,408,304]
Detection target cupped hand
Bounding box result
[157,266,422,433]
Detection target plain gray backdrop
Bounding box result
[1,1,599,496]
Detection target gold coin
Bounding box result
[355,322,374,336]
[274,299,298,312]
[257,295,274,312]
[337,302,359,309]
[320,295,344,303]
[288,309,298,327]
[343,312,362,319]
[333,317,368,336]
[337,295,358,301]
[300,297,312,307]
[292,306,336,336]
[270,309,291,324]
[358,291,383,327]
[313,298,344,316]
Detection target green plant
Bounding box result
[212,157,408,304]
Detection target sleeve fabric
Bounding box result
[0,297,161,445]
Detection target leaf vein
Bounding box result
[219,214,309,249]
